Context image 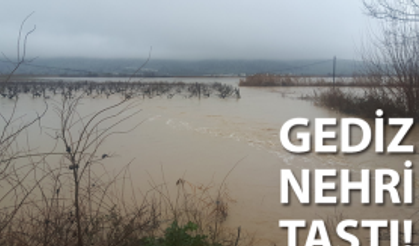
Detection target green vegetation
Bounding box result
[142,221,221,246]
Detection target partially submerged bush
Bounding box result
[315,88,411,119]
[239,74,353,87]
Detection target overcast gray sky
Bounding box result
[0,1,375,60]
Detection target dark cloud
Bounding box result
[0,1,373,60]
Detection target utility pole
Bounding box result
[333,56,336,89]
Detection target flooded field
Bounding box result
[1,77,418,245]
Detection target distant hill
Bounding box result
[0,57,363,77]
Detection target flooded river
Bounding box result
[1,77,418,245]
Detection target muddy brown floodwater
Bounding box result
[2,77,419,245]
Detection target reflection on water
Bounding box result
[1,77,418,245]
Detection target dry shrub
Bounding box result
[0,95,153,246]
[315,87,408,119]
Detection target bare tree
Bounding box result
[364,0,419,22]
[359,20,419,118]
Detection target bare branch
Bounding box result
[364,0,419,22]
[127,46,152,83]
[2,11,36,83]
